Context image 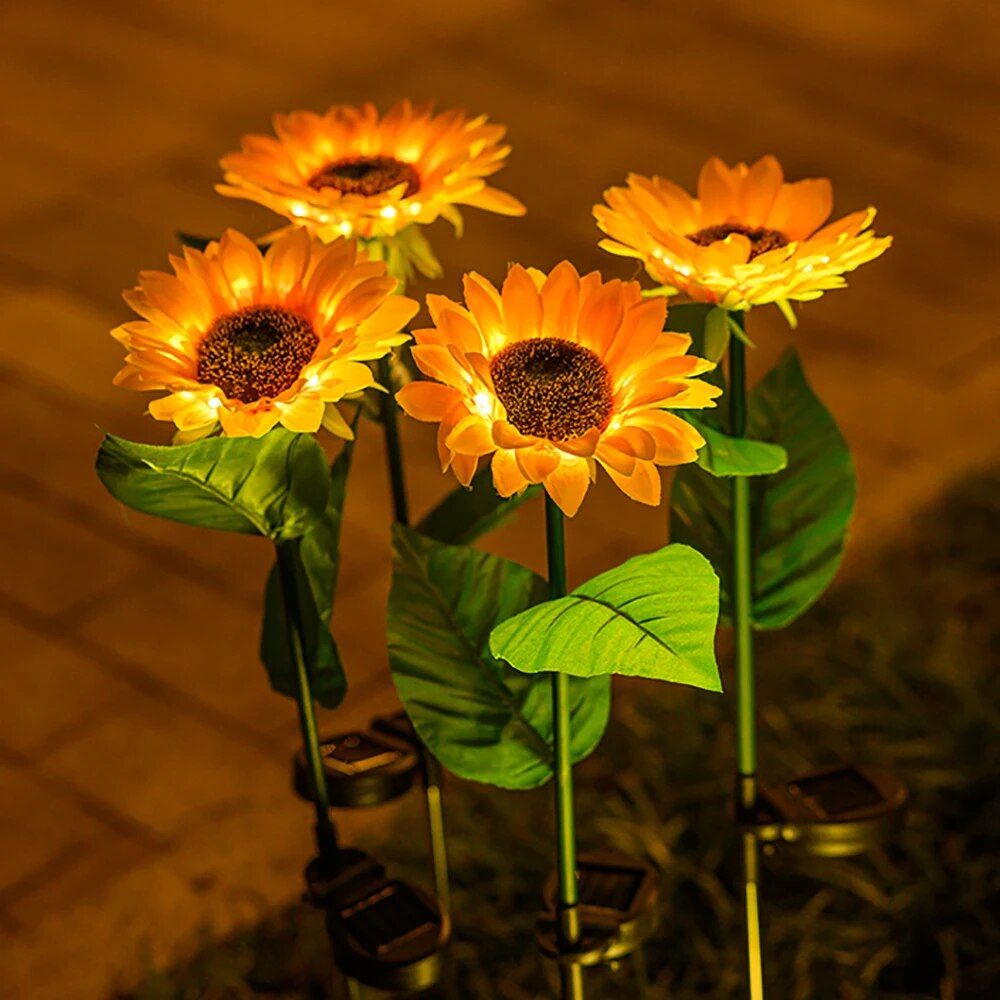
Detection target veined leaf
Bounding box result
[417,466,542,545]
[259,425,357,709]
[388,526,611,789]
[688,414,788,478]
[490,545,721,692]
[96,429,330,541]
[671,349,856,629]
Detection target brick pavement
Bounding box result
[0,1,997,996]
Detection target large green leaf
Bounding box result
[687,414,788,478]
[670,349,856,629]
[490,545,721,692]
[388,526,611,789]
[417,466,542,545]
[258,429,357,709]
[96,429,330,540]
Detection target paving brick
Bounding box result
[73,567,286,740]
[0,761,109,898]
[0,618,132,758]
[0,488,141,618]
[40,692,287,839]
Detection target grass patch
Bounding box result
[128,472,999,999]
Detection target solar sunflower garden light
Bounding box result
[392,262,727,999]
[95,228,456,995]
[218,102,528,923]
[596,154,900,998]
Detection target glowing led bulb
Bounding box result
[290,203,309,219]
[473,390,492,418]
[336,221,352,237]
[379,205,398,220]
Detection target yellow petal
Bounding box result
[492,449,529,497]
[397,382,461,421]
[501,264,542,342]
[544,458,590,517]
[604,459,661,506]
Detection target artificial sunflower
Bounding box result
[112,227,418,439]
[217,101,525,251]
[396,263,721,517]
[594,155,891,313]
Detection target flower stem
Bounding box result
[276,540,338,860]
[728,320,757,802]
[377,355,410,526]
[728,314,764,1000]
[545,496,585,1000]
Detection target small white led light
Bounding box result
[473,390,492,418]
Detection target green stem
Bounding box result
[276,540,337,859]
[545,497,585,1000]
[728,315,765,1000]
[728,320,757,808]
[377,354,409,526]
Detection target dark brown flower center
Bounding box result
[307,155,420,197]
[490,338,613,441]
[687,223,789,260]
[197,306,318,404]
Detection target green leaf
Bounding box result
[727,313,755,347]
[490,545,721,692]
[95,429,330,540]
[258,428,357,709]
[417,466,542,545]
[703,307,731,362]
[388,526,611,789]
[670,349,856,629]
[688,414,788,478]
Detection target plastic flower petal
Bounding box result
[112,228,418,438]
[594,155,891,312]
[217,101,526,243]
[397,262,722,517]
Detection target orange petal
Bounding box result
[768,178,833,240]
[539,261,581,340]
[604,459,662,506]
[595,441,637,476]
[446,413,496,456]
[544,458,590,517]
[277,396,325,433]
[556,427,601,458]
[463,272,504,340]
[501,264,542,342]
[738,155,784,227]
[451,452,479,487]
[265,226,311,293]
[577,279,625,355]
[356,294,419,341]
[397,382,461,422]
[516,445,561,482]
[697,157,739,223]
[492,449,529,497]
[492,420,535,449]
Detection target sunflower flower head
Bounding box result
[217,101,526,254]
[594,155,891,313]
[397,263,721,517]
[112,228,418,439]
